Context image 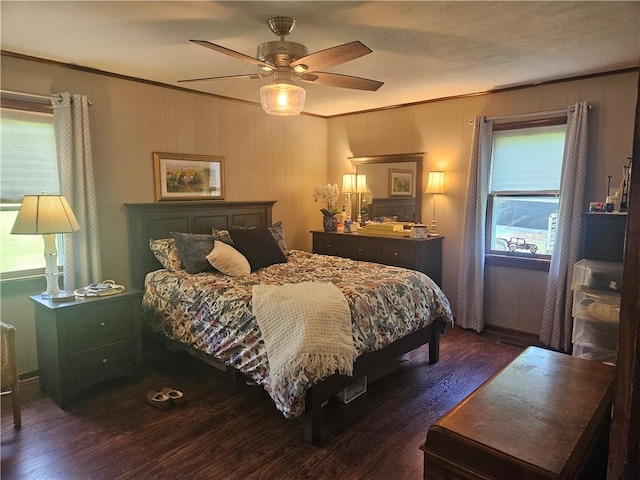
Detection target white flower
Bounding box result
[313,183,340,209]
[362,187,373,205]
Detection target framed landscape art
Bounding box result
[389,169,413,197]
[153,152,225,201]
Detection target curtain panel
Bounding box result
[53,92,102,291]
[540,102,590,351]
[456,116,493,332]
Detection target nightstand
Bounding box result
[30,288,143,408]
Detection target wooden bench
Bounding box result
[421,346,615,479]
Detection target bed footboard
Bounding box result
[304,318,446,444]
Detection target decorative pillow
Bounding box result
[171,232,218,274]
[215,222,288,256]
[149,238,183,271]
[206,240,251,277]
[268,221,288,256]
[228,226,287,272]
[210,228,234,245]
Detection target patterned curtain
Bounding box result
[456,116,493,332]
[53,93,102,290]
[540,102,590,351]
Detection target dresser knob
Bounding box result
[99,321,106,327]
[326,244,330,248]
[102,358,108,364]
[358,248,363,252]
[394,252,399,256]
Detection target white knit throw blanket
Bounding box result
[252,282,356,393]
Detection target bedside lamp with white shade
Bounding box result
[425,171,445,236]
[356,174,368,224]
[11,194,80,300]
[342,173,356,220]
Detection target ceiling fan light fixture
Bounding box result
[260,82,305,116]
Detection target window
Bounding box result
[0,106,60,277]
[487,120,567,261]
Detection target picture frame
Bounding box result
[153,152,225,201]
[389,169,414,197]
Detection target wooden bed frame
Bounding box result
[124,201,446,444]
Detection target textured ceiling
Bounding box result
[1,1,638,117]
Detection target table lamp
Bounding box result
[425,171,444,236]
[11,194,81,299]
[342,173,356,220]
[356,174,368,224]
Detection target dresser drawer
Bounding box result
[68,339,137,386]
[313,234,346,257]
[346,237,378,262]
[64,300,135,352]
[379,241,417,269]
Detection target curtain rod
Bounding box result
[469,104,593,124]
[1,89,93,106]
[1,88,61,103]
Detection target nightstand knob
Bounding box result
[394,252,399,256]
[99,321,106,328]
[102,358,108,364]
[326,244,331,249]
[358,248,363,252]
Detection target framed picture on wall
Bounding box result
[389,169,413,197]
[153,152,225,201]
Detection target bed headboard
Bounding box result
[370,197,417,222]
[124,201,276,289]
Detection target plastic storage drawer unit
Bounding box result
[572,343,617,364]
[572,317,619,351]
[573,289,621,322]
[572,259,623,292]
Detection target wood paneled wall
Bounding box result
[1,52,637,374]
[327,71,638,333]
[0,54,327,373]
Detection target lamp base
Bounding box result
[42,290,76,303]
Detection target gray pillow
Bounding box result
[268,221,288,256]
[171,232,221,274]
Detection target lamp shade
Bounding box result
[425,171,445,194]
[260,83,306,116]
[11,195,80,235]
[356,174,368,193]
[342,173,356,194]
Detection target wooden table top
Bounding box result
[423,346,615,479]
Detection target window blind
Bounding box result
[490,124,566,193]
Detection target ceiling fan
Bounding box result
[178,16,384,115]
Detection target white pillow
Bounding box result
[206,240,251,277]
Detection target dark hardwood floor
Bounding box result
[1,327,523,480]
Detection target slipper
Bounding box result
[146,390,171,410]
[161,387,185,406]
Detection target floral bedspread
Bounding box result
[142,250,454,418]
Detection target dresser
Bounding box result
[31,289,143,408]
[311,230,443,286]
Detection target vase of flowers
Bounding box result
[313,183,340,232]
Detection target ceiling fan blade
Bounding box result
[301,72,383,91]
[290,41,372,72]
[178,73,269,83]
[190,40,274,71]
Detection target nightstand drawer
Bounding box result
[65,300,135,352]
[68,339,137,386]
[379,241,417,268]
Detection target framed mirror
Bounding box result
[349,152,424,222]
